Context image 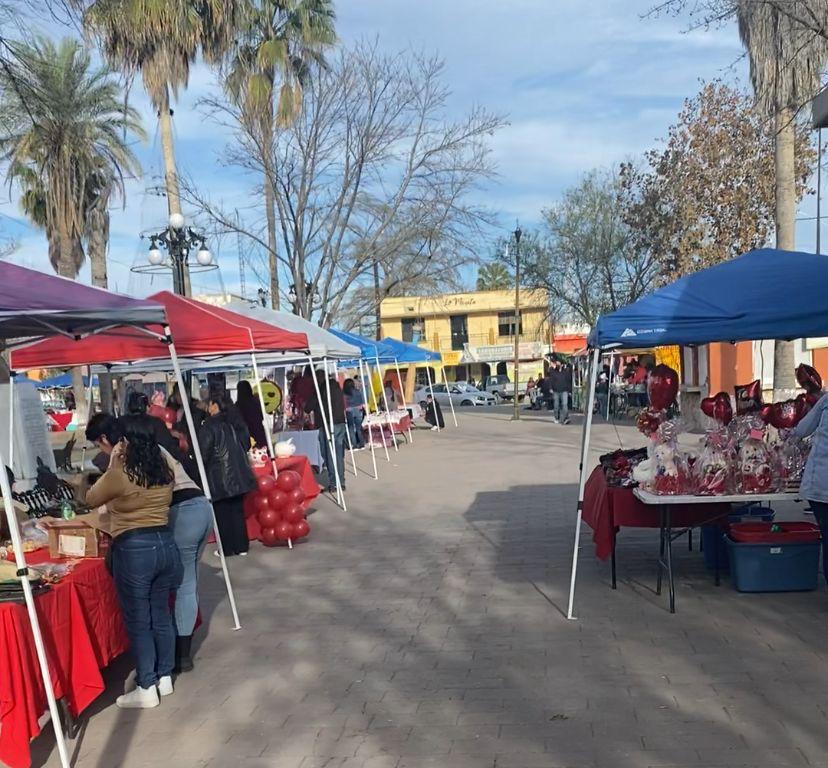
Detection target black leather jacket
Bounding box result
[198,413,256,502]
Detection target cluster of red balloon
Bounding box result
[731,364,824,430]
[245,471,311,546]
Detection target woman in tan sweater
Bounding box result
[86,416,181,709]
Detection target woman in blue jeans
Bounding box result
[792,392,828,584]
[86,417,181,709]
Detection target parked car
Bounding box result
[414,382,496,408]
[480,374,525,402]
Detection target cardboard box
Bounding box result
[41,518,101,559]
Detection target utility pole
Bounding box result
[512,224,522,422]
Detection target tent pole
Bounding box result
[566,347,600,621]
[86,364,94,423]
[8,370,13,471]
[250,353,278,479]
[358,359,381,475]
[440,364,459,428]
[425,365,440,432]
[376,355,398,451]
[606,352,613,420]
[167,329,242,631]
[0,444,72,767]
[393,358,414,442]
[335,361,358,477]
[313,358,345,509]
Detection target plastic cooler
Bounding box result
[701,507,775,572]
[726,522,822,593]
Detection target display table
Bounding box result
[363,410,412,446]
[273,430,321,468]
[0,551,128,768]
[246,456,321,543]
[633,487,800,613]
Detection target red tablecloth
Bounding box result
[582,466,730,560]
[0,551,127,768]
[246,455,321,542]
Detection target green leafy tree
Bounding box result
[225,0,336,309]
[476,262,512,291]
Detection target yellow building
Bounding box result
[380,289,552,383]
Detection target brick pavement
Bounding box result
[30,409,828,768]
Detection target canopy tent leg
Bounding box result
[606,351,614,420]
[250,353,278,479]
[375,355,399,452]
[566,347,600,621]
[439,364,459,427]
[8,370,13,470]
[0,428,72,767]
[393,358,414,443]
[311,357,345,510]
[334,361,358,477]
[425,366,440,432]
[86,364,94,423]
[358,359,381,476]
[167,329,242,631]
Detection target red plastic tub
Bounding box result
[729,521,821,544]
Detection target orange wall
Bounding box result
[813,348,828,383]
[708,341,754,395]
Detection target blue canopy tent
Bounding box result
[36,372,98,389]
[568,248,828,619]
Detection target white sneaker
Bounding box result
[124,669,137,693]
[239,551,248,557]
[158,675,174,697]
[430,426,438,431]
[116,685,159,709]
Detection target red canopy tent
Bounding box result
[11,291,309,369]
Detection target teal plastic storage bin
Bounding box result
[726,537,820,592]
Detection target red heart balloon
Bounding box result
[275,470,301,493]
[647,364,679,412]
[256,475,276,493]
[769,400,800,430]
[796,363,823,394]
[257,507,281,528]
[700,396,716,419]
[735,380,763,414]
[700,392,733,425]
[759,404,773,424]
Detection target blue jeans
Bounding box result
[112,528,183,689]
[318,422,347,490]
[809,501,828,586]
[553,391,569,422]
[346,408,365,448]
[168,496,213,635]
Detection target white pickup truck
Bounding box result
[480,374,524,402]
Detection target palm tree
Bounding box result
[226,0,335,309]
[83,0,241,292]
[737,1,828,394]
[476,262,513,291]
[0,36,144,418]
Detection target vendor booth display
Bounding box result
[568,248,827,618]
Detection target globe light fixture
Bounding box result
[169,212,185,230]
[147,244,164,266]
[196,246,212,266]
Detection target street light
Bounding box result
[131,213,217,296]
[512,224,522,422]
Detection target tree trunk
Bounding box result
[373,258,382,340]
[55,249,90,426]
[773,107,797,396]
[88,215,114,415]
[264,171,280,310]
[158,86,191,296]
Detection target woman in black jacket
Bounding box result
[199,394,257,556]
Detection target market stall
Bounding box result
[567,248,828,618]
[0,263,169,768]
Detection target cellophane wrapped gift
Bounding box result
[776,434,808,489]
[694,431,733,495]
[736,428,778,494]
[645,421,693,495]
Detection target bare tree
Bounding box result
[186,40,504,328]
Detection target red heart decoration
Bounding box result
[806,392,822,407]
[768,399,802,430]
[701,392,733,425]
[647,364,679,411]
[796,363,823,394]
[735,380,763,415]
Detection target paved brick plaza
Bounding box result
[33,409,828,768]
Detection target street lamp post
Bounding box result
[134,213,215,297]
[512,224,522,422]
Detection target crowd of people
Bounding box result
[526,361,574,424]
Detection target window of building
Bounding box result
[498,311,523,337]
[450,314,468,351]
[401,317,425,343]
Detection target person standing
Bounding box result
[595,365,610,419]
[305,371,347,493]
[791,394,828,584]
[235,380,268,452]
[342,378,365,449]
[538,371,552,411]
[85,417,180,709]
[550,363,568,424]
[562,364,573,424]
[199,394,257,557]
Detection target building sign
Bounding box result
[440,351,462,367]
[465,341,546,363]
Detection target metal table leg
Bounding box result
[656,506,676,613]
[656,513,665,596]
[611,528,617,589]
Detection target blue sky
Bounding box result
[4,0,808,301]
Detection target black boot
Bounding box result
[175,635,194,673]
